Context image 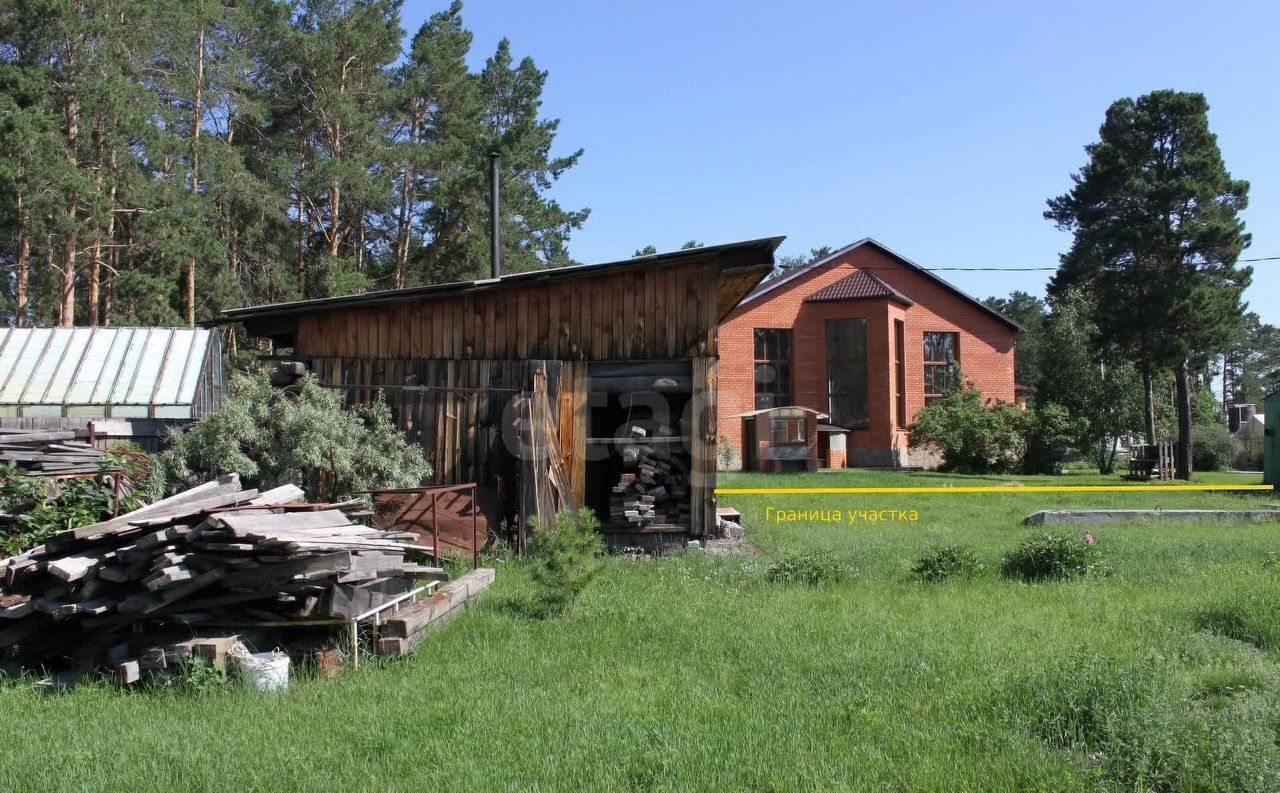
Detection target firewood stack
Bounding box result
[0,475,446,676]
[0,429,109,476]
[609,423,690,530]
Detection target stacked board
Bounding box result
[0,475,446,674]
[608,423,691,530]
[0,429,109,476]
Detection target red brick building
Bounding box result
[718,238,1021,470]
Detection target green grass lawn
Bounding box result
[2,469,1278,792]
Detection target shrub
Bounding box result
[765,550,852,586]
[146,371,431,501]
[525,509,605,617]
[1190,422,1240,472]
[1019,402,1074,475]
[907,386,1026,473]
[1000,532,1109,581]
[1,464,142,556]
[910,544,982,582]
[715,434,739,470]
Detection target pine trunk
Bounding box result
[15,191,29,327]
[393,113,419,289]
[1174,360,1193,480]
[1142,366,1156,443]
[60,37,80,328]
[296,139,307,296]
[61,209,77,327]
[186,25,205,328]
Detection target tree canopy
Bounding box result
[0,0,587,329]
[1045,90,1251,478]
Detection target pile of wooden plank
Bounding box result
[609,423,690,530]
[0,475,446,675]
[0,429,109,476]
[374,567,495,658]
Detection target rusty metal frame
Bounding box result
[355,483,481,567]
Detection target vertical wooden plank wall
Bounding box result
[285,257,763,533]
[689,356,717,536]
[293,259,725,363]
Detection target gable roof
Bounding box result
[804,270,914,306]
[741,237,1023,331]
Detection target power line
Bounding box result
[913,254,1280,272]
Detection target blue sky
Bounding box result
[401,0,1280,324]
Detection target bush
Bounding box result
[1000,532,1109,581]
[1020,402,1074,475]
[146,371,431,501]
[1190,422,1240,472]
[911,544,982,582]
[715,434,739,471]
[1,464,142,557]
[525,509,605,617]
[907,386,1026,473]
[765,550,852,586]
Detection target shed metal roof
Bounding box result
[0,327,214,419]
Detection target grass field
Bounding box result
[2,469,1278,792]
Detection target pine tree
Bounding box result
[420,34,588,282]
[983,291,1046,387]
[1046,91,1251,479]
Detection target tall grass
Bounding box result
[0,469,1275,792]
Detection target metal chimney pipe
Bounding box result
[489,152,501,279]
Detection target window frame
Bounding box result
[753,328,792,410]
[825,318,871,430]
[768,408,807,447]
[923,331,960,406]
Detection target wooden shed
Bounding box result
[217,238,781,539]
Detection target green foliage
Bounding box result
[983,291,1046,387]
[176,658,229,697]
[146,371,431,501]
[1036,289,1143,472]
[715,434,739,471]
[1190,422,1241,472]
[907,385,1025,473]
[1019,401,1074,475]
[0,466,136,556]
[765,550,852,586]
[524,509,605,617]
[1000,532,1109,582]
[1047,90,1252,480]
[1224,312,1280,406]
[0,0,587,327]
[910,544,982,582]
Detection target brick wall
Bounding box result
[718,243,1017,469]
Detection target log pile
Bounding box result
[0,475,446,676]
[609,423,690,530]
[0,429,109,476]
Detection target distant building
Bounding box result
[1229,404,1264,470]
[718,238,1021,469]
[0,327,225,449]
